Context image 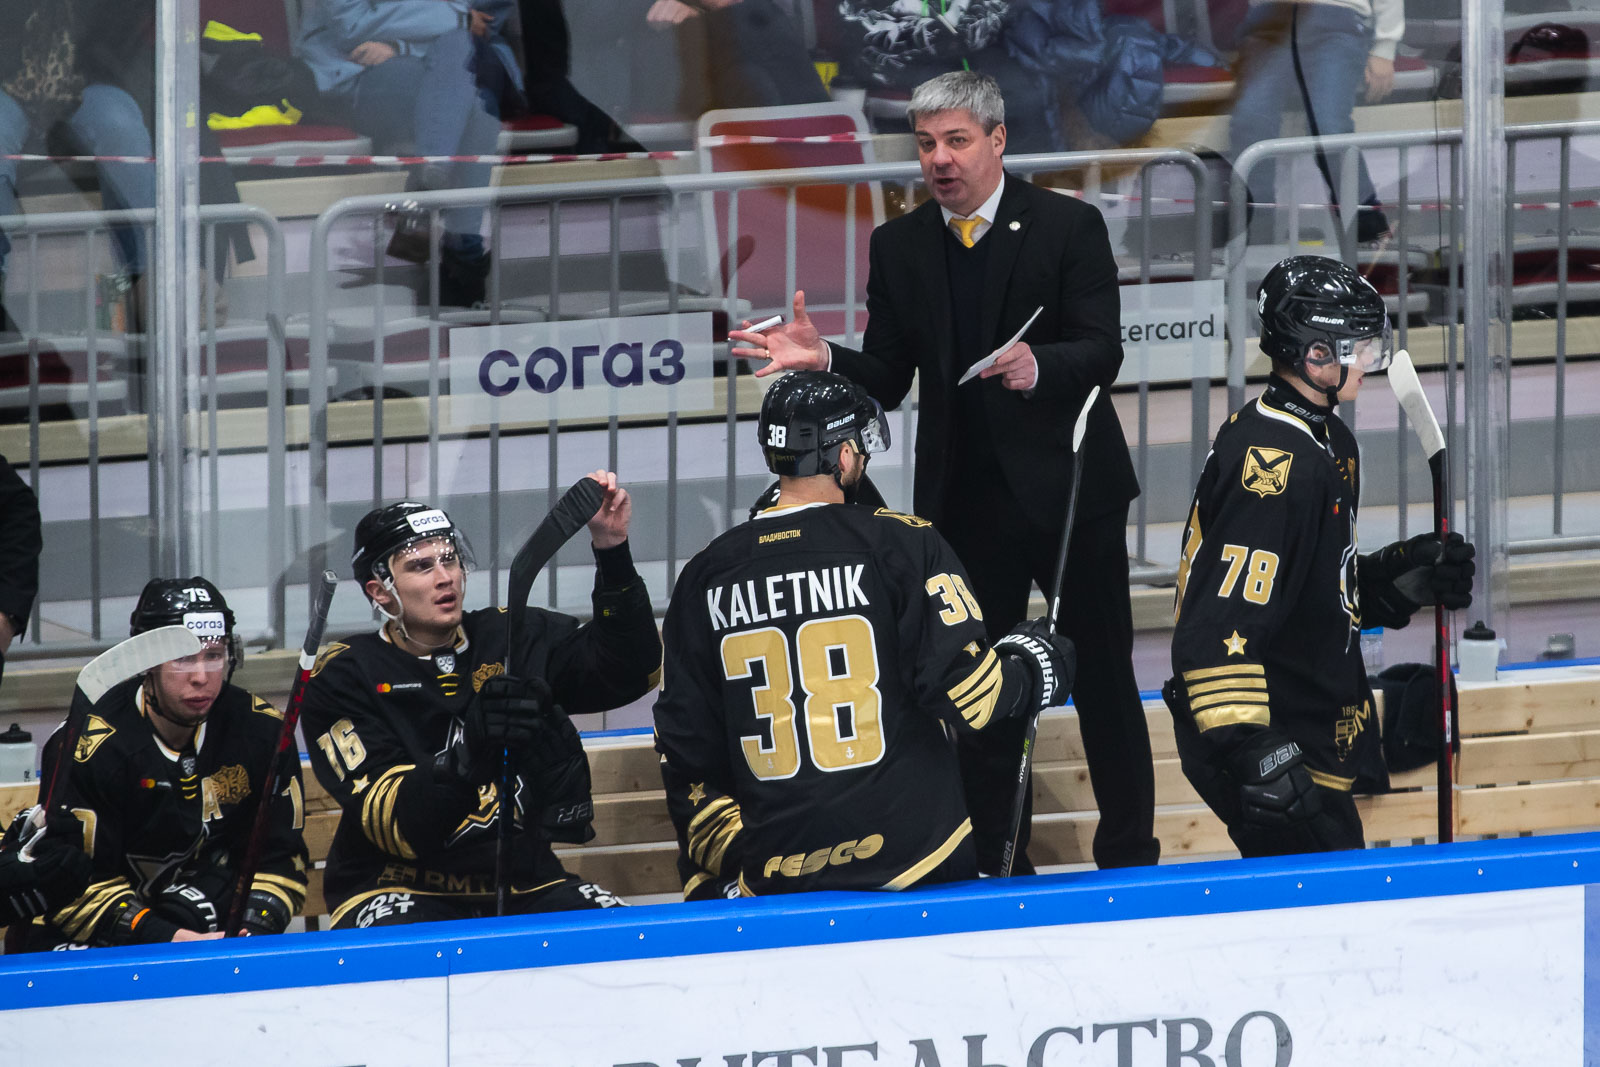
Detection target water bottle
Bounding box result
[1458,620,1500,683]
[0,723,35,784]
[1360,627,1384,674]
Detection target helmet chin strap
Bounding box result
[1295,347,1347,409]
[144,678,208,732]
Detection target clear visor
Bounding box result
[1308,319,1393,373]
[164,637,231,674]
[860,399,891,454]
[389,533,474,579]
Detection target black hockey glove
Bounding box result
[438,675,559,784]
[1361,532,1476,628]
[237,887,294,936]
[994,619,1076,716]
[1227,730,1323,830]
[0,808,93,925]
[152,880,222,934]
[523,709,596,844]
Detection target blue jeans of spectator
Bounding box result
[0,84,156,276]
[349,29,504,249]
[1228,2,1378,218]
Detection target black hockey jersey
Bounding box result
[301,576,660,925]
[1170,380,1385,791]
[41,680,308,945]
[654,502,1034,898]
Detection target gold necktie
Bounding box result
[950,216,984,248]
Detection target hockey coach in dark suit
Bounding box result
[732,70,1158,873]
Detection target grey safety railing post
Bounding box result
[308,205,336,617]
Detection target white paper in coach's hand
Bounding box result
[959,305,1043,385]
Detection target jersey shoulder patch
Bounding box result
[311,641,351,678]
[1240,445,1294,498]
[74,715,116,763]
[873,507,932,528]
[249,693,285,720]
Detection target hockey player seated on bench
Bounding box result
[301,481,660,929]
[653,370,1076,899]
[17,578,308,950]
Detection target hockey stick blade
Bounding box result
[80,625,201,705]
[1387,350,1446,460]
[1071,384,1099,453]
[226,571,339,936]
[505,476,608,651]
[35,625,202,825]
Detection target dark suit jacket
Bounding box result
[830,173,1140,530]
[0,454,41,635]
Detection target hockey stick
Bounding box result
[1387,349,1455,842]
[999,385,1100,878]
[24,625,202,857]
[224,571,338,937]
[496,475,608,916]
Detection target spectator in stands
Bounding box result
[832,0,1060,152]
[0,0,158,325]
[640,0,828,116]
[1227,0,1402,243]
[298,0,525,307]
[515,0,639,152]
[0,453,42,680]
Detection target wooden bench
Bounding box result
[4,665,1599,927]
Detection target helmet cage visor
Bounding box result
[381,532,475,585]
[1304,316,1392,374]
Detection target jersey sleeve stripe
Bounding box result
[1189,690,1271,712]
[686,795,736,837]
[682,870,715,900]
[1307,767,1356,792]
[1182,663,1266,682]
[252,871,309,911]
[361,766,413,858]
[1193,704,1273,731]
[1186,676,1269,697]
[700,813,744,875]
[957,674,1004,731]
[882,817,973,891]
[52,878,134,941]
[947,651,1001,706]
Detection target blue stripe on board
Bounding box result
[3,833,1598,1011]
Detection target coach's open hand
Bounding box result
[729,290,828,377]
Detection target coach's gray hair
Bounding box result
[907,71,1006,133]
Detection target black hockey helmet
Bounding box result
[351,501,474,588]
[129,576,243,675]
[758,371,890,478]
[1257,255,1393,374]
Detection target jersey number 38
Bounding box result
[721,615,884,780]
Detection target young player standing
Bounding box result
[302,473,660,929]
[654,371,1075,898]
[1167,256,1475,857]
[29,578,308,948]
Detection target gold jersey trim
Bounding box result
[883,818,973,891]
[1189,689,1270,712]
[1181,663,1265,683]
[1186,676,1268,697]
[1193,704,1273,731]
[1307,767,1355,792]
[361,765,416,860]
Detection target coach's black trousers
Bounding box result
[941,493,1160,873]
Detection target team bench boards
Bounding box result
[0,662,1597,926]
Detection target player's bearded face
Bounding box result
[149,638,228,725]
[914,109,1006,218]
[387,537,466,632]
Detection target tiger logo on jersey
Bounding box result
[1241,446,1293,498]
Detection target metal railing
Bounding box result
[1227,118,1600,556]
[2,203,290,657]
[302,148,1213,614]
